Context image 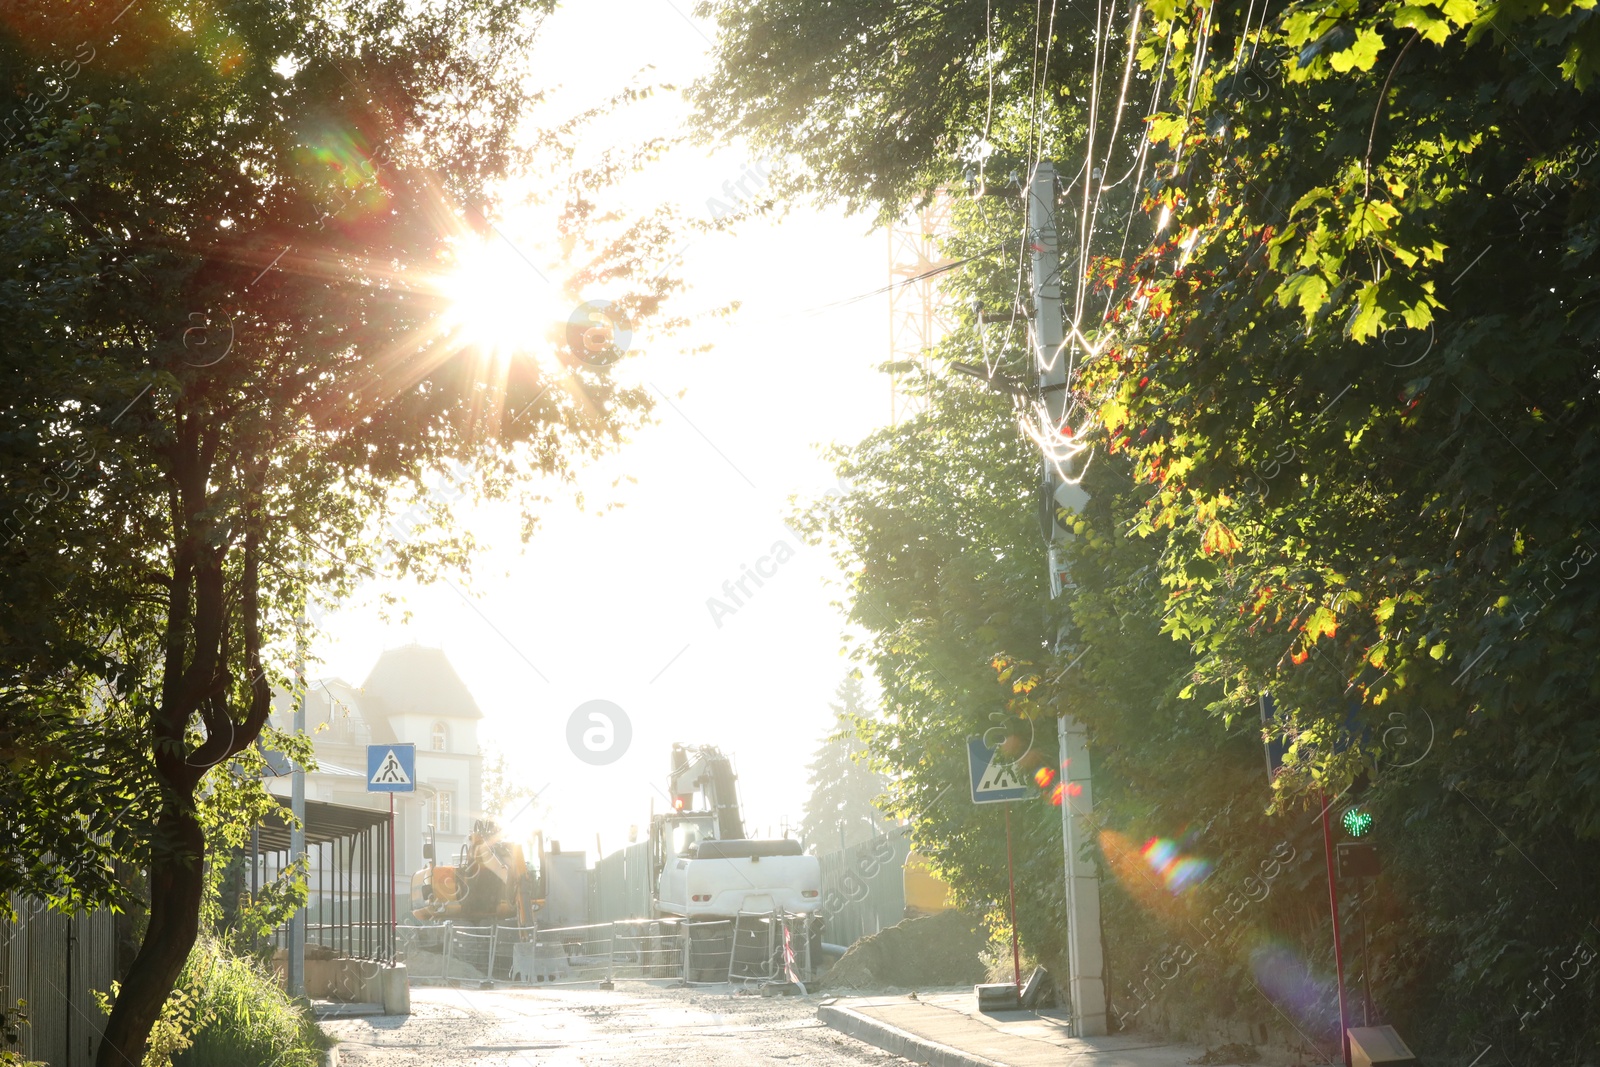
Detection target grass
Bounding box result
[172,939,332,1067]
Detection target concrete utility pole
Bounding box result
[1057,716,1106,1035]
[1029,160,1108,1037]
[288,596,308,997]
[1030,164,1068,424]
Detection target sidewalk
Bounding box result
[818,993,1213,1067]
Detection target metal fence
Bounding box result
[590,841,653,923]
[0,898,119,1067]
[816,830,911,945]
[398,914,821,988]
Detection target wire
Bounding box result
[983,0,995,180]
[797,247,1005,317]
[1033,0,1064,166]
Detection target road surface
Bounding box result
[321,983,917,1067]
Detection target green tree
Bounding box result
[800,675,889,851]
[0,2,676,1061]
[1070,0,1600,1049]
[692,0,1123,216]
[791,370,1076,953]
[729,0,1600,1051]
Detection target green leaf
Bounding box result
[1278,270,1331,319]
[1307,605,1339,637]
[1289,185,1336,218]
[1427,0,1482,25]
[1330,27,1388,71]
[1394,6,1453,45]
[1349,199,1401,241]
[1148,114,1189,148]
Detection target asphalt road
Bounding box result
[321,983,917,1067]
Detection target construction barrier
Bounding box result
[398,913,821,988]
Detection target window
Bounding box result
[430,721,448,751]
[435,791,454,834]
[670,816,715,856]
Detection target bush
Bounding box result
[173,938,331,1067]
[0,999,45,1067]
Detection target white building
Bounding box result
[269,644,485,910]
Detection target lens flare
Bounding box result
[293,125,390,226]
[1141,836,1213,893]
[1099,829,1187,919]
[1250,940,1335,1020]
[1034,767,1056,788]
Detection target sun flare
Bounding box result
[438,233,566,367]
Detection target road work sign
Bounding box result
[967,736,1033,805]
[367,744,415,792]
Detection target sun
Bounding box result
[438,232,566,366]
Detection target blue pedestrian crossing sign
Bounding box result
[367,744,415,793]
[967,736,1033,805]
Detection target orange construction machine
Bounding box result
[410,819,543,925]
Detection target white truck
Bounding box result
[649,744,823,980]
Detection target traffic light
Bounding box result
[1341,807,1374,837]
[1341,769,1373,837]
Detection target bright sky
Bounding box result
[313,0,898,858]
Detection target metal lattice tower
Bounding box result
[887,195,959,424]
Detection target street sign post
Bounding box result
[967,735,1033,992]
[966,736,1033,805]
[368,743,414,944]
[367,744,416,793]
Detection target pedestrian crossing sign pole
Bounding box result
[967,735,1034,996]
[367,743,413,948]
[367,744,416,792]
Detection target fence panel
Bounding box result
[397,915,821,989]
[816,831,910,946]
[591,841,653,923]
[1,898,119,1067]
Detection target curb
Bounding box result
[817,1002,1010,1067]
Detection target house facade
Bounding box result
[268,643,485,912]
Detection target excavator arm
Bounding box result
[667,743,745,840]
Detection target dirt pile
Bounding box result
[821,911,987,991]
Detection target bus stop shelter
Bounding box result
[251,797,398,1000]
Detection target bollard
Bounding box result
[442,921,455,985]
[599,923,615,990]
[487,923,499,985]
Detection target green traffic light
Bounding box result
[1342,807,1373,837]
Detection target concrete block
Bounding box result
[1349,1026,1417,1066]
[975,983,1021,1012]
[381,964,411,1016]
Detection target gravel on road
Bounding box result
[322,982,921,1067]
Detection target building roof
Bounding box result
[359,643,483,722]
[256,796,392,852]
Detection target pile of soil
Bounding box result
[821,911,988,991]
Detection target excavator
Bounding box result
[649,744,824,980]
[410,818,545,925]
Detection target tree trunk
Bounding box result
[95,798,204,1067]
